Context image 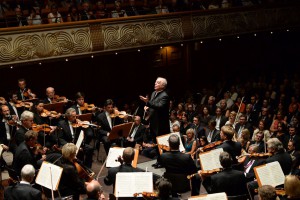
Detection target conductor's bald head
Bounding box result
[86,180,102,199]
[168,134,180,150]
[123,147,135,164]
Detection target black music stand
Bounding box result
[108,122,134,147]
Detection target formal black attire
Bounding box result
[290,134,300,151]
[146,90,170,138]
[203,168,248,196]
[94,111,124,154]
[180,123,192,136]
[243,156,265,181]
[216,140,242,165]
[15,125,29,146]
[160,151,200,196]
[57,157,86,200]
[266,151,292,175]
[124,124,146,147]
[211,115,227,131]
[13,141,39,177]
[104,163,139,192]
[4,182,42,200]
[7,102,22,120]
[192,124,206,140]
[235,122,254,138]
[249,141,265,153]
[257,115,272,129]
[206,129,220,143]
[0,118,17,150]
[57,119,94,168]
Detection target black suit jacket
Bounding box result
[129,124,146,144]
[95,111,123,137]
[4,183,42,200]
[0,120,16,145]
[249,141,265,153]
[203,168,248,196]
[211,115,227,130]
[15,125,29,146]
[266,151,292,175]
[13,142,37,176]
[192,124,205,139]
[146,90,170,137]
[235,122,254,137]
[207,129,220,143]
[57,119,83,146]
[243,156,265,180]
[217,140,242,164]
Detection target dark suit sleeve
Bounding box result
[15,131,25,146]
[134,126,146,143]
[104,167,116,186]
[146,93,169,110]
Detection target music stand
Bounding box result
[77,113,92,122]
[44,102,65,114]
[108,122,134,141]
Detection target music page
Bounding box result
[156,132,185,152]
[106,147,139,168]
[254,161,284,187]
[75,130,84,155]
[115,172,153,197]
[36,161,63,191]
[189,192,227,200]
[199,148,223,171]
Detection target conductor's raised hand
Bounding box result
[139,95,149,103]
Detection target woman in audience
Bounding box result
[48,4,63,24]
[199,106,212,128]
[179,113,192,136]
[184,128,197,155]
[238,128,251,151]
[252,120,271,142]
[27,7,42,25]
[67,5,80,22]
[270,111,287,134]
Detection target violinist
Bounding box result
[57,108,94,168]
[33,101,61,126]
[0,105,18,153]
[216,125,242,165]
[201,152,248,196]
[56,143,87,200]
[71,92,98,115]
[8,92,22,118]
[242,144,265,181]
[43,87,68,104]
[15,110,34,146]
[16,78,36,100]
[32,101,59,148]
[13,130,45,177]
[94,99,123,155]
[104,147,139,192]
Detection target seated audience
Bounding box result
[27,7,42,25]
[48,4,63,24]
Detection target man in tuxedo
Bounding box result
[104,147,139,191]
[124,115,145,148]
[15,110,34,146]
[13,130,44,177]
[235,114,253,139]
[192,116,205,140]
[243,144,265,181]
[0,105,17,152]
[4,164,42,200]
[217,125,242,165]
[206,119,220,143]
[288,125,300,151]
[211,107,227,131]
[139,77,170,168]
[248,132,265,153]
[94,99,123,154]
[202,151,248,196]
[160,134,200,196]
[57,108,94,168]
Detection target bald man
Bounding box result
[85,180,105,200]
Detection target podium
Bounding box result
[108,122,134,140]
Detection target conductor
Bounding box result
[140,77,170,168]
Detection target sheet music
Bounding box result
[106,147,139,168]
[199,148,223,171]
[35,161,63,191]
[189,192,227,200]
[76,131,84,155]
[115,172,153,197]
[255,161,284,187]
[156,132,185,152]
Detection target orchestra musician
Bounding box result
[4,164,42,200]
[57,108,94,168]
[15,110,35,146]
[124,115,146,148]
[8,91,23,118]
[56,143,90,200]
[16,78,36,100]
[43,87,68,104]
[0,105,18,152]
[94,99,123,154]
[139,77,170,169]
[71,92,97,115]
[216,125,242,165]
[13,130,45,177]
[257,185,277,200]
[160,134,200,196]
[104,147,139,192]
[85,180,105,200]
[201,151,248,196]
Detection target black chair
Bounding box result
[163,172,191,196]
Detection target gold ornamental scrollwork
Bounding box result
[0,28,92,63]
[102,18,183,50]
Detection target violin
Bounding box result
[237,152,272,164]
[32,123,52,133]
[110,108,133,118]
[133,192,158,198]
[80,103,102,112]
[40,109,61,118]
[158,144,170,152]
[201,140,223,152]
[15,101,33,109]
[32,143,46,155]
[187,168,222,179]
[22,88,36,99]
[74,161,95,182]
[72,119,100,129]
[51,95,69,103]
[5,115,21,126]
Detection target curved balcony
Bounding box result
[0,2,300,67]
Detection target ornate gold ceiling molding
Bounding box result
[0,26,92,64]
